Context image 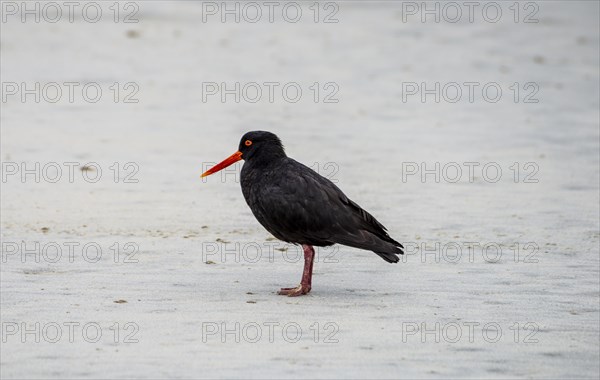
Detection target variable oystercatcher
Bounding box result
[201,131,404,296]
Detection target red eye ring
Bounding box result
[245,140,252,146]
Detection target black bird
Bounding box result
[201,131,404,296]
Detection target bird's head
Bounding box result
[201,131,286,178]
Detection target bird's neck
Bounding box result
[246,147,287,169]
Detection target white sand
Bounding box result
[1,1,599,378]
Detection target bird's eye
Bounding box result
[245,140,252,146]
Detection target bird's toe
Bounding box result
[278,284,311,297]
[277,286,299,295]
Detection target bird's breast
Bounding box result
[240,163,271,206]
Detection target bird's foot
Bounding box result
[277,284,311,297]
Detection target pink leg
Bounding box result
[278,244,314,297]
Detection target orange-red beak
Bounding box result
[201,151,243,178]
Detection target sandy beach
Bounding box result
[1,1,599,378]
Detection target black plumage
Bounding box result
[239,131,403,263]
[202,131,404,296]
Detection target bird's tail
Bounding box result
[373,237,404,263]
[335,230,404,263]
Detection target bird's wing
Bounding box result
[252,159,395,246]
[251,162,339,243]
